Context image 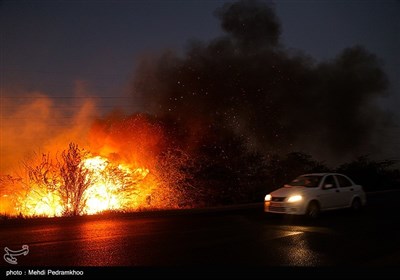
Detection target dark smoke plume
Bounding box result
[215,0,281,49]
[132,0,389,163]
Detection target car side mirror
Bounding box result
[324,184,333,189]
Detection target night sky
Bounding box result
[1,0,399,164]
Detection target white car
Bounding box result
[264,173,367,218]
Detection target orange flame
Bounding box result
[1,91,186,217]
[15,155,152,217]
[81,156,150,215]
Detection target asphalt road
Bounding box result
[1,191,400,277]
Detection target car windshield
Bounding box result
[288,175,322,188]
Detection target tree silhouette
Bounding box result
[58,143,93,216]
[336,155,400,191]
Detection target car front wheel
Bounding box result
[306,201,320,219]
[351,197,362,212]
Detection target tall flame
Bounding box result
[81,156,149,215]
[0,91,186,217]
[16,155,151,217]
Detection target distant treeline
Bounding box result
[171,128,400,207]
[188,151,400,206]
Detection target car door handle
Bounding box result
[350,188,354,191]
[336,190,340,192]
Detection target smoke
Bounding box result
[87,112,166,168]
[131,0,390,163]
[0,82,98,174]
[215,0,281,50]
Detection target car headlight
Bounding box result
[264,194,271,201]
[287,195,302,203]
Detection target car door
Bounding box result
[318,175,341,210]
[335,174,355,208]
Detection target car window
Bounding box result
[336,175,352,188]
[289,175,321,188]
[322,175,337,189]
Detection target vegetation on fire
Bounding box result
[0,114,399,218]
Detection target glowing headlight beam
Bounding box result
[287,195,302,203]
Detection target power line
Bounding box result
[0,96,131,99]
[1,67,122,79]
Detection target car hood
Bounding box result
[270,185,309,197]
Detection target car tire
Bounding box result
[351,197,362,212]
[306,201,320,219]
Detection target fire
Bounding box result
[81,156,149,215]
[24,190,63,217]
[82,156,123,215]
[1,103,188,218]
[11,154,151,217]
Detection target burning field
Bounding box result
[0,93,194,217]
[0,88,265,218]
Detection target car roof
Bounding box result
[300,173,346,177]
